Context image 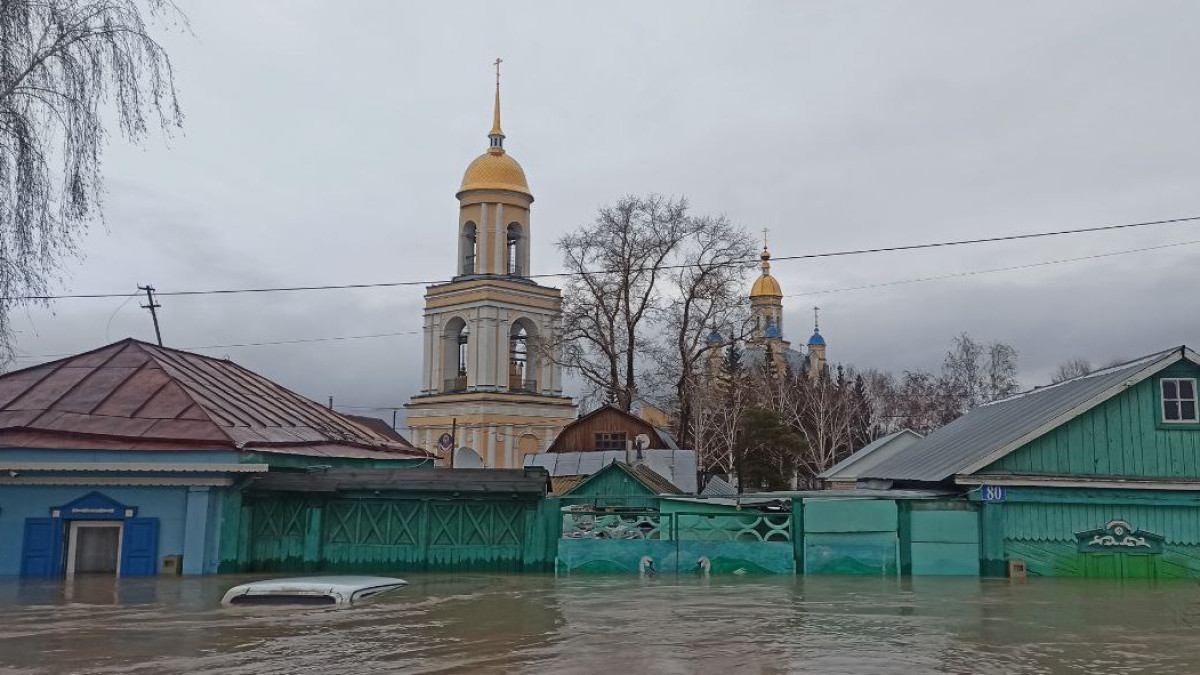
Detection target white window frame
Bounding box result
[1161,377,1198,424]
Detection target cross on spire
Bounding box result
[813,306,820,332]
[489,57,504,146]
[762,227,769,250]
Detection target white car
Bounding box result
[221,575,408,606]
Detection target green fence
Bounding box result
[224,495,560,574]
[556,509,796,574]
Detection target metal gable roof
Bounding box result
[561,460,683,496]
[861,347,1193,483]
[819,429,924,481]
[0,339,430,459]
[524,448,698,493]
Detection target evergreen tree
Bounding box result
[736,407,805,492]
[722,340,744,378]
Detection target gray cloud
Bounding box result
[10,1,1200,425]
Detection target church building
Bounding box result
[405,68,576,468]
[708,243,828,377]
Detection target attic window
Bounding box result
[595,432,627,451]
[1161,378,1198,423]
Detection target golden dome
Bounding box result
[750,247,782,298]
[457,61,531,199]
[750,274,782,298]
[458,148,531,198]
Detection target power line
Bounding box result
[12,329,422,361]
[10,236,1197,362]
[4,213,1198,302]
[183,330,421,352]
[786,238,1200,298]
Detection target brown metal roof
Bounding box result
[0,339,430,459]
[344,414,412,445]
[550,474,587,495]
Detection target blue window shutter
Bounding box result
[20,518,63,577]
[120,518,159,577]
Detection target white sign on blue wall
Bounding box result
[981,485,1007,502]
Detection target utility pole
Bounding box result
[138,285,163,346]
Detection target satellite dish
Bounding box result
[634,434,651,450]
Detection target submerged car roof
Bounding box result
[236,576,405,590]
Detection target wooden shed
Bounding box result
[548,405,676,453]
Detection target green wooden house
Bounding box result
[856,345,1200,578]
[559,460,682,509]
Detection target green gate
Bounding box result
[244,497,534,573]
[248,498,309,570]
[908,507,979,576]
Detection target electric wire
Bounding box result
[3,214,1198,302]
[12,329,422,361]
[786,238,1200,298]
[10,235,1194,362]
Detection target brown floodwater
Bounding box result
[2,573,1200,674]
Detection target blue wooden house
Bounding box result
[0,339,430,578]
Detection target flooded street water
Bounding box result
[2,574,1200,674]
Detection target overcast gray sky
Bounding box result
[9,1,1200,425]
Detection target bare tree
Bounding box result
[659,214,755,448]
[857,334,1020,436]
[692,341,750,476]
[941,333,1019,410]
[1050,358,1092,384]
[0,0,184,360]
[764,367,858,489]
[557,195,695,410]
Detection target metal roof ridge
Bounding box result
[128,342,244,444]
[953,348,1192,476]
[979,345,1184,407]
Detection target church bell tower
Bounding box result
[405,61,576,468]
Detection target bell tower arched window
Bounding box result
[506,223,523,276]
[509,319,538,392]
[461,223,477,275]
[442,318,469,392]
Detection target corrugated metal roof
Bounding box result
[524,448,698,493]
[629,463,683,495]
[819,429,923,481]
[0,339,430,460]
[561,461,683,496]
[700,475,738,496]
[344,414,412,445]
[0,461,269,473]
[862,347,1191,483]
[550,475,587,495]
[244,467,547,496]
